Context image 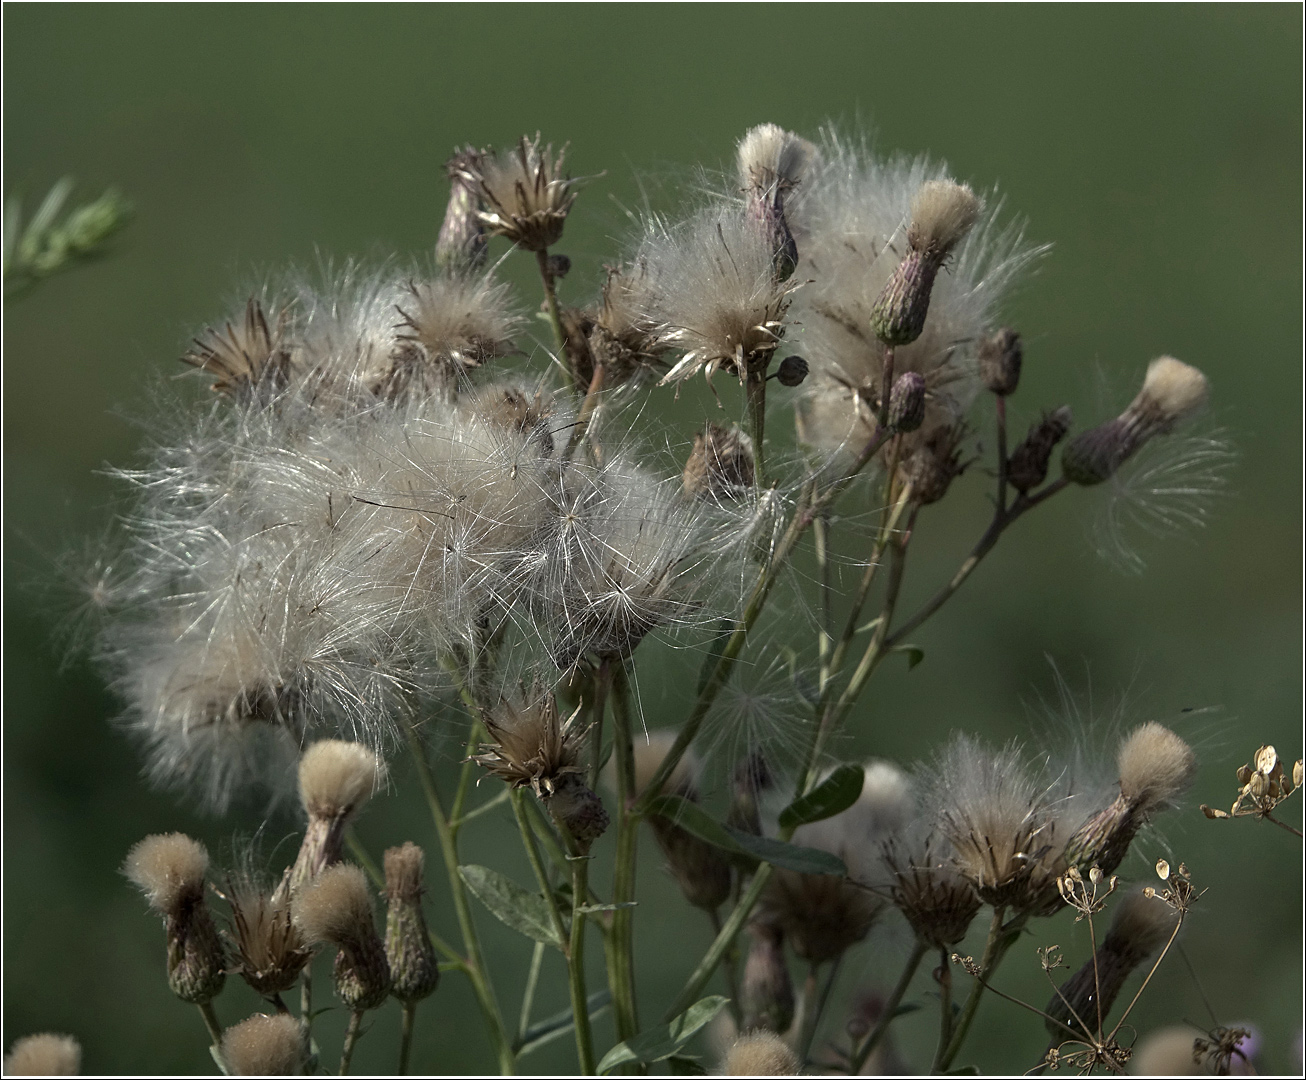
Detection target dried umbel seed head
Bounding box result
[458,134,579,252]
[898,424,966,504]
[225,877,312,997]
[1063,357,1209,485]
[182,298,292,398]
[722,1030,801,1076]
[1064,724,1196,876]
[292,863,391,1011]
[1044,888,1178,1040]
[384,843,439,1003]
[286,740,382,896]
[219,1013,306,1076]
[888,370,927,433]
[738,123,810,282]
[124,833,227,1003]
[683,423,756,500]
[381,275,519,397]
[1007,406,1072,494]
[882,833,982,950]
[869,180,982,346]
[772,354,809,387]
[979,327,1022,396]
[436,147,489,273]
[740,923,795,1034]
[4,1034,82,1076]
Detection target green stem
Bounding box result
[995,395,1010,515]
[939,908,1021,1071]
[517,941,546,1045]
[796,959,841,1065]
[745,362,768,485]
[813,513,834,694]
[511,790,569,951]
[932,948,953,1074]
[398,1002,417,1076]
[197,1001,223,1049]
[606,666,641,1044]
[300,969,313,1037]
[403,720,515,1074]
[535,248,567,356]
[339,1010,363,1075]
[850,940,926,1072]
[568,855,598,1075]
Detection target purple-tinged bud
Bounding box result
[1007,406,1072,493]
[888,371,927,433]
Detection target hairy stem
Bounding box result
[398,1001,417,1076]
[535,248,567,357]
[197,1001,222,1049]
[850,940,927,1072]
[606,665,641,1044]
[339,1010,363,1075]
[511,789,569,952]
[403,720,515,1074]
[568,854,597,1075]
[745,361,768,485]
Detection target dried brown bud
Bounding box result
[898,425,966,504]
[883,835,982,950]
[978,327,1022,396]
[1007,406,1072,494]
[649,812,732,911]
[546,771,610,852]
[458,134,579,252]
[546,253,572,279]
[888,371,927,433]
[436,148,488,273]
[4,1034,82,1076]
[384,844,440,1003]
[740,923,795,1034]
[772,354,809,387]
[182,299,291,399]
[683,423,755,500]
[738,124,810,283]
[226,878,312,997]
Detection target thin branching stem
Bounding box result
[851,940,927,1072]
[606,664,642,1045]
[517,941,546,1047]
[511,789,569,951]
[939,907,1023,1071]
[1262,811,1305,838]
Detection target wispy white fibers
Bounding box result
[788,129,1046,466]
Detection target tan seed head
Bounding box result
[219,1013,305,1076]
[4,1034,82,1076]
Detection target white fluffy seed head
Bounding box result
[737,123,812,194]
[1134,356,1208,425]
[908,179,982,253]
[292,862,375,946]
[297,740,381,820]
[722,1031,801,1075]
[1117,722,1197,811]
[123,833,209,915]
[632,730,700,798]
[219,1013,305,1076]
[4,1034,82,1076]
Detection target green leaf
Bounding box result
[458,865,563,949]
[516,991,612,1057]
[577,901,639,914]
[893,643,925,670]
[666,1053,708,1074]
[779,764,865,829]
[596,996,728,1073]
[644,795,846,876]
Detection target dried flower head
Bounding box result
[722,1031,801,1076]
[978,326,1022,396]
[1007,406,1072,494]
[219,1013,306,1076]
[123,833,226,1003]
[223,875,312,997]
[1063,357,1209,485]
[882,830,982,950]
[292,863,391,1010]
[4,1034,82,1076]
[458,134,578,252]
[436,147,489,272]
[378,274,519,398]
[737,123,813,282]
[897,423,967,504]
[683,423,755,501]
[182,298,292,398]
[740,923,795,1034]
[384,842,439,1003]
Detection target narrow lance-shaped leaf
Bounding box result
[596,996,728,1073]
[458,864,563,949]
[779,763,865,829]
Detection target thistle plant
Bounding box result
[22,119,1274,1076]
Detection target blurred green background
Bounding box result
[4,5,1300,1075]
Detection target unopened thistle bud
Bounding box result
[473,688,609,851]
[898,424,966,504]
[285,741,382,897]
[123,833,226,1004]
[457,134,579,252]
[1044,888,1178,1039]
[225,877,313,998]
[384,843,440,1003]
[1062,357,1209,485]
[292,863,391,1011]
[888,371,927,433]
[722,1031,801,1076]
[4,1034,82,1076]
[219,1013,307,1076]
[772,354,808,387]
[869,180,982,346]
[546,253,572,279]
[436,147,488,272]
[1064,723,1197,876]
[740,923,795,1034]
[682,423,755,500]
[738,123,811,282]
[1007,406,1072,494]
[979,327,1022,396]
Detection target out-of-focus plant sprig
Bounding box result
[3,176,132,297]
